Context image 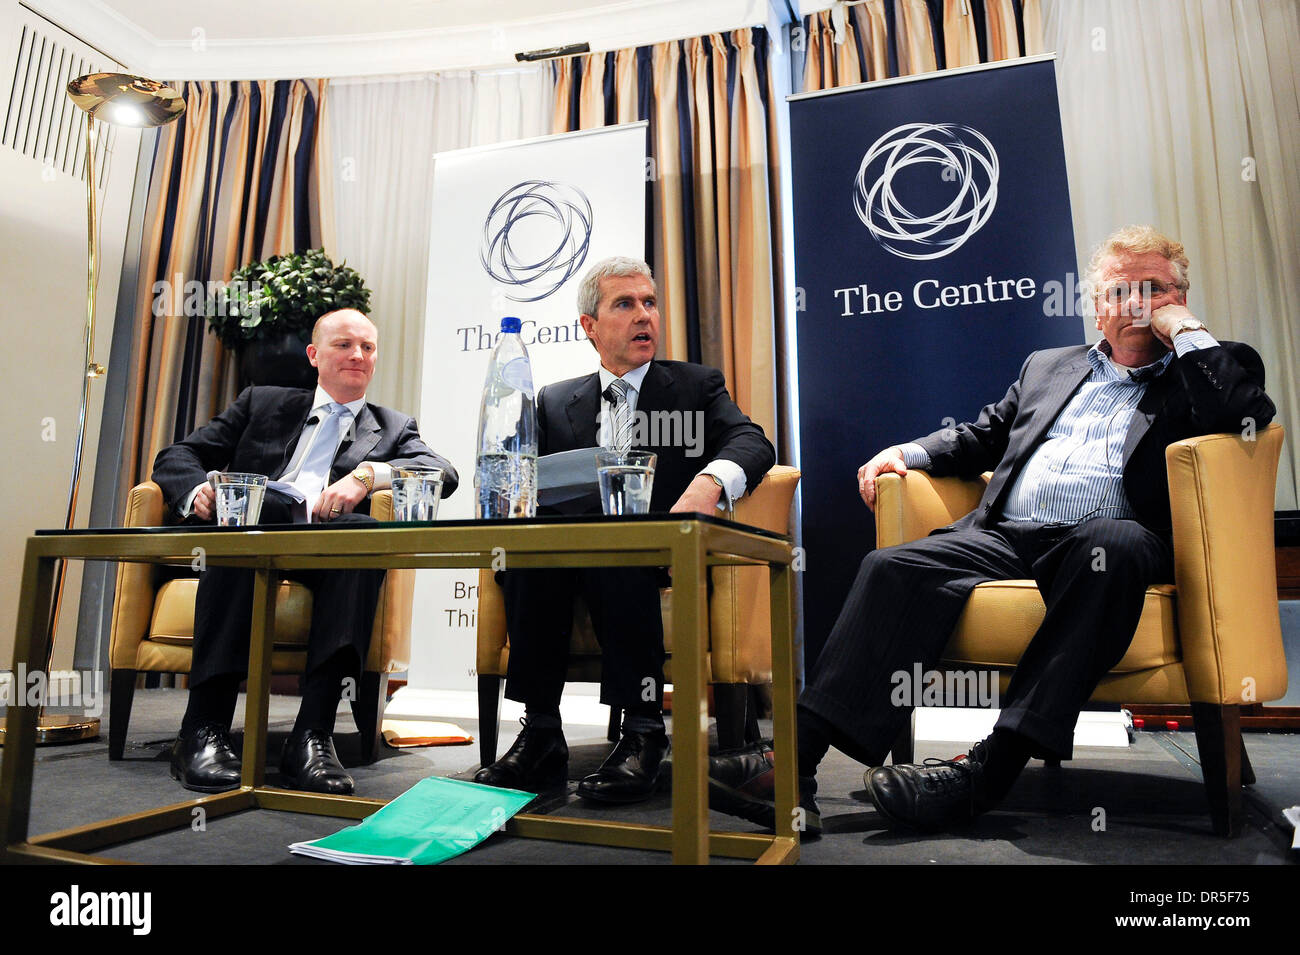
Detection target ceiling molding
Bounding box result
[24,0,793,81]
[22,0,154,69]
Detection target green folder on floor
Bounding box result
[289,777,535,864]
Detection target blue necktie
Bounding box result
[292,402,350,520]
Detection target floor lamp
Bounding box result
[1,74,184,746]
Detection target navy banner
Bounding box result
[790,57,1082,666]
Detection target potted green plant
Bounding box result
[207,248,372,389]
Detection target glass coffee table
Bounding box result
[1,514,799,865]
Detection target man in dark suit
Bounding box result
[708,225,1275,836]
[474,256,775,802]
[153,309,457,795]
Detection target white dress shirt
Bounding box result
[180,386,392,518]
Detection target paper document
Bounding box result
[288,776,534,864]
[537,447,601,507]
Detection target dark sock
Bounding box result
[293,651,358,735]
[523,705,562,731]
[796,706,832,779]
[181,674,240,734]
[972,729,1033,809]
[622,710,665,736]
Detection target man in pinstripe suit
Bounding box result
[707,225,1275,836]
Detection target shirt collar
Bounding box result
[1089,340,1173,382]
[312,385,366,418]
[598,361,651,397]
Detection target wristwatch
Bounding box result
[351,467,374,493]
[1173,318,1207,337]
[706,473,726,492]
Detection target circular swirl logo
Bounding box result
[480,180,593,302]
[852,123,999,261]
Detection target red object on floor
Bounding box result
[1133,718,1145,729]
[1165,720,1180,731]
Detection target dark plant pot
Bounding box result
[238,330,316,390]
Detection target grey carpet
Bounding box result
[3,689,1297,865]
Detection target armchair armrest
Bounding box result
[109,482,166,669]
[476,568,509,676]
[367,489,413,671]
[709,466,801,683]
[1167,423,1286,704]
[874,471,990,548]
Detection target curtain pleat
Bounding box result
[801,0,1040,92]
[944,0,983,67]
[119,79,328,501]
[549,28,782,443]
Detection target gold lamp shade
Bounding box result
[66,72,185,127]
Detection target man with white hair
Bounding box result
[475,256,775,804]
[707,225,1275,836]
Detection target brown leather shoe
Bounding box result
[707,741,822,837]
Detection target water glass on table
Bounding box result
[392,466,445,521]
[213,472,268,526]
[595,451,657,516]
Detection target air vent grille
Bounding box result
[2,19,125,188]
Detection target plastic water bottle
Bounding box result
[474,316,537,518]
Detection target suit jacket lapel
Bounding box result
[563,374,603,448]
[634,361,674,415]
[1016,353,1092,462]
[333,404,382,476]
[273,392,315,478]
[1122,366,1174,467]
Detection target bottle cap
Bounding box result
[500,316,522,334]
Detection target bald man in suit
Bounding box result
[153,309,456,796]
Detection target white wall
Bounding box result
[0,1,139,670]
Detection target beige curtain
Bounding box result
[120,79,331,507]
[550,29,782,446]
[802,0,1043,93]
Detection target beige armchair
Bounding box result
[107,481,414,763]
[876,424,1286,836]
[474,466,800,766]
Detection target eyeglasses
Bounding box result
[1099,280,1176,307]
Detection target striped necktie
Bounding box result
[602,379,632,453]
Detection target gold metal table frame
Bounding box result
[1,515,800,865]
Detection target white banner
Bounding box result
[402,122,647,701]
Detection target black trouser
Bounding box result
[189,492,386,687]
[800,517,1174,763]
[501,566,666,711]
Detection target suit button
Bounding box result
[983,502,992,511]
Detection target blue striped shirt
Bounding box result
[900,331,1218,524]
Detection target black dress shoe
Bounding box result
[576,730,670,804]
[279,729,354,795]
[474,719,568,792]
[170,722,241,793]
[707,741,822,837]
[864,741,991,831]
